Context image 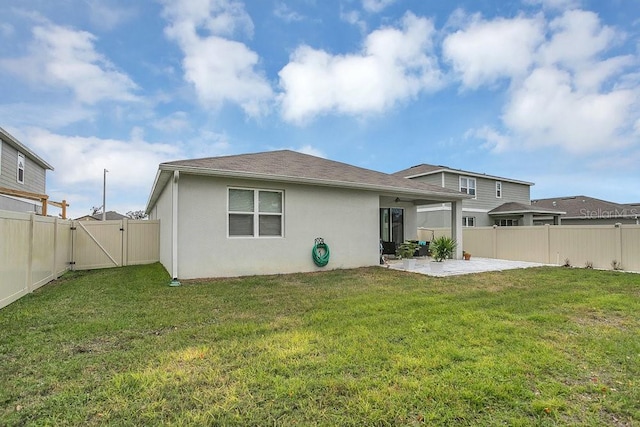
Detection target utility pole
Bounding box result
[102,168,108,221]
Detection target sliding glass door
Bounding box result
[380,208,404,244]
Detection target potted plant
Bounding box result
[463,251,471,261]
[396,241,420,270]
[429,236,457,272]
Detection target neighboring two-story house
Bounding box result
[532,196,640,225]
[0,127,54,214]
[393,164,563,228]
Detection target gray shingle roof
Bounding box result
[531,196,638,219]
[147,150,469,212]
[488,202,565,215]
[393,163,533,186]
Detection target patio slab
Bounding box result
[384,257,551,277]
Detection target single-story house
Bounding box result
[532,195,640,225]
[145,150,469,280]
[75,211,128,221]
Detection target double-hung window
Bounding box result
[496,181,502,198]
[228,188,283,237]
[460,176,476,198]
[462,216,476,227]
[17,152,25,184]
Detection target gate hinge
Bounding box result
[70,227,77,230]
[120,228,124,231]
[69,261,76,265]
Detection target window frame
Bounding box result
[227,187,284,238]
[17,152,25,184]
[495,219,517,227]
[0,140,3,175]
[496,181,502,198]
[459,176,476,198]
[462,216,476,227]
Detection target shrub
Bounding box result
[430,236,457,262]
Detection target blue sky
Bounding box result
[1,0,639,219]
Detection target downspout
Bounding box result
[170,170,181,286]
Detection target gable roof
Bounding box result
[488,202,565,216]
[392,163,533,186]
[531,195,638,219]
[146,150,470,212]
[0,127,54,170]
[75,211,128,221]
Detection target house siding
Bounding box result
[410,172,531,228]
[168,174,380,279]
[0,139,47,194]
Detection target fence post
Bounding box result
[26,213,35,293]
[545,224,551,264]
[614,223,622,267]
[492,225,498,259]
[122,218,129,267]
[53,217,58,279]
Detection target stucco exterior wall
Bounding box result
[150,179,174,276]
[171,174,381,279]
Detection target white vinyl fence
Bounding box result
[1,210,159,309]
[419,224,640,271]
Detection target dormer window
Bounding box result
[17,153,25,184]
[460,177,476,197]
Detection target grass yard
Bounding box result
[1,264,639,426]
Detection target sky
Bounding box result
[1,0,639,219]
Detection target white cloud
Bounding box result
[503,66,636,153]
[152,111,191,132]
[22,128,180,188]
[162,0,273,116]
[524,0,582,11]
[538,10,620,70]
[362,0,397,13]
[443,14,545,88]
[450,9,640,154]
[0,23,138,104]
[278,12,443,123]
[294,145,325,158]
[274,3,304,22]
[86,0,136,31]
[0,22,14,37]
[465,126,510,152]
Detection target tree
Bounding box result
[90,205,103,216]
[126,210,148,220]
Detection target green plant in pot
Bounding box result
[397,241,420,270]
[430,236,457,262]
[396,241,419,259]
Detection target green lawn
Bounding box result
[1,264,639,426]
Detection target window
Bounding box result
[495,219,517,226]
[460,177,476,197]
[17,152,25,184]
[0,140,2,174]
[462,216,476,227]
[228,188,283,237]
[496,181,502,198]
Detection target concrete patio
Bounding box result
[384,257,551,277]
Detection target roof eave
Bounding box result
[489,209,566,216]
[404,168,534,186]
[151,163,470,204]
